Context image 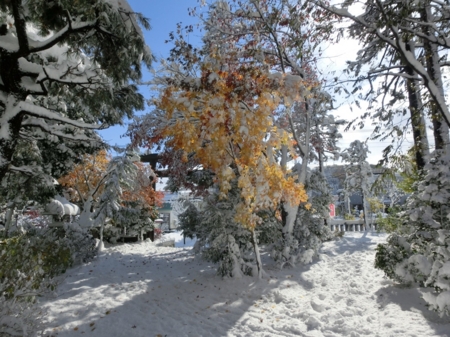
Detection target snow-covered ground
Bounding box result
[41,232,450,337]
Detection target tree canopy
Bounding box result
[0,0,152,199]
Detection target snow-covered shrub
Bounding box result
[193,191,256,278]
[1,232,69,296]
[0,225,96,335]
[0,289,45,337]
[62,223,97,264]
[180,179,263,278]
[375,151,450,316]
[17,211,51,229]
[256,209,282,246]
[271,169,335,266]
[0,231,69,336]
[374,233,415,282]
[294,208,332,263]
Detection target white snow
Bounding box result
[162,230,197,248]
[40,232,450,337]
[45,195,80,218]
[55,195,80,216]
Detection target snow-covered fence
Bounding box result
[329,219,378,231]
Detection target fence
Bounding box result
[329,219,378,231]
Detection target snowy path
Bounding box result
[41,232,450,337]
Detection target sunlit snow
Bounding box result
[40,232,450,337]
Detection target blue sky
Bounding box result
[98,0,202,149]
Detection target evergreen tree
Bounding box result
[0,0,152,196]
[183,182,258,278]
[341,140,373,229]
[93,151,140,243]
[178,202,201,241]
[375,150,450,316]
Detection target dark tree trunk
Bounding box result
[404,42,429,170]
[421,5,450,150]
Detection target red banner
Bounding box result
[329,204,335,217]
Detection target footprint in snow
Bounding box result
[272,291,286,304]
[306,316,322,330]
[310,299,326,313]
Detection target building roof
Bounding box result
[158,202,172,212]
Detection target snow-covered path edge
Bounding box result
[40,232,450,337]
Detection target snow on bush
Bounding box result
[183,186,256,278]
[0,224,96,335]
[178,180,275,278]
[375,151,450,316]
[180,170,334,276]
[273,169,334,265]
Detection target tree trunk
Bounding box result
[280,129,309,266]
[362,193,370,231]
[421,4,450,151]
[99,221,104,243]
[281,202,299,264]
[318,150,329,227]
[0,43,28,181]
[344,186,351,215]
[250,229,264,278]
[78,196,94,228]
[4,204,14,236]
[0,97,25,182]
[404,42,429,170]
[279,141,301,266]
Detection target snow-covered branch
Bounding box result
[27,21,97,55]
[11,100,102,130]
[20,117,103,143]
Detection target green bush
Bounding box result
[375,207,403,233]
[374,234,412,282]
[344,213,355,220]
[1,231,69,299]
[0,223,96,336]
